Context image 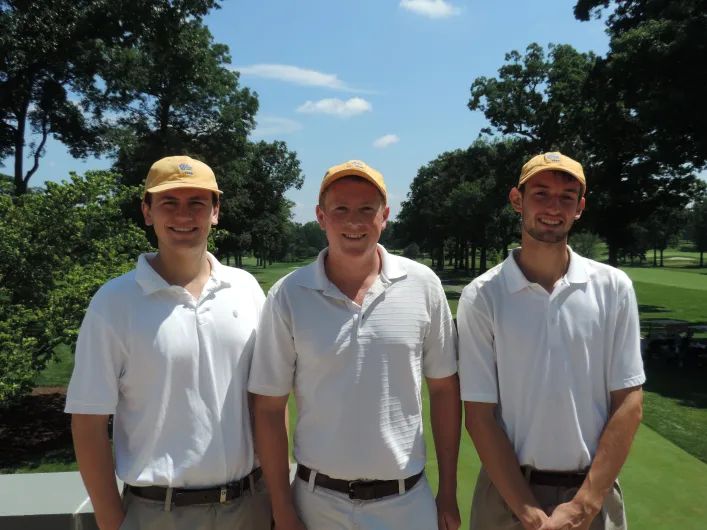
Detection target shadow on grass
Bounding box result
[643,362,707,410]
[0,391,82,474]
[639,304,671,314]
[445,291,461,302]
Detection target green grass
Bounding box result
[622,266,707,292]
[641,364,707,464]
[33,344,75,387]
[631,282,707,324]
[618,425,707,529]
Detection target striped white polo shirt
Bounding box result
[248,245,458,480]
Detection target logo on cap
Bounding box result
[545,153,561,163]
[349,161,364,169]
[178,163,193,175]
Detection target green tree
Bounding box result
[468,42,702,265]
[575,0,707,170]
[570,231,601,260]
[0,0,222,195]
[690,198,707,268]
[107,14,258,188]
[0,171,151,406]
[644,206,686,267]
[399,138,524,274]
[218,141,304,267]
[403,242,420,260]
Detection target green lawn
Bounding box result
[33,344,75,387]
[12,253,707,529]
[622,266,707,292]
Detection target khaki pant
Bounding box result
[118,476,272,530]
[469,467,627,530]
[292,472,438,530]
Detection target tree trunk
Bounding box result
[660,249,664,267]
[471,243,477,275]
[653,247,657,267]
[503,244,509,260]
[480,245,488,273]
[701,251,704,268]
[607,244,619,267]
[465,245,470,275]
[14,102,28,195]
[437,244,445,271]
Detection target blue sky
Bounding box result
[12,0,612,222]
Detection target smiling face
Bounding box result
[510,170,585,244]
[316,177,389,260]
[142,187,219,254]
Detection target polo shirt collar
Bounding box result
[296,244,407,292]
[135,252,230,296]
[503,250,534,294]
[565,247,589,284]
[503,246,588,294]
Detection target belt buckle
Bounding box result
[348,480,376,501]
[348,480,362,500]
[219,487,227,503]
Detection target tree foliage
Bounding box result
[0,0,222,195]
[399,138,523,273]
[0,171,151,406]
[574,0,707,170]
[690,198,707,268]
[468,42,704,265]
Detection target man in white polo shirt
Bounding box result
[248,160,462,530]
[65,156,271,530]
[458,152,645,530]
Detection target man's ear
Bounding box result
[316,205,326,230]
[575,196,586,220]
[381,204,390,231]
[509,188,523,214]
[142,201,154,227]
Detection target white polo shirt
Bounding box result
[248,245,458,481]
[458,248,645,471]
[65,253,265,488]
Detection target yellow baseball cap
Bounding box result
[519,152,586,195]
[319,160,387,202]
[144,155,222,197]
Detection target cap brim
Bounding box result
[145,182,223,197]
[519,166,586,194]
[320,169,386,199]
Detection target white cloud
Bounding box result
[400,0,461,19]
[234,64,376,94]
[296,98,372,119]
[373,134,400,149]
[251,116,303,139]
[49,161,56,167]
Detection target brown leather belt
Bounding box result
[522,466,587,488]
[126,468,262,506]
[296,464,423,501]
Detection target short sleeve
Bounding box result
[64,309,125,415]
[458,287,499,403]
[422,281,458,379]
[609,285,646,392]
[248,292,297,397]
